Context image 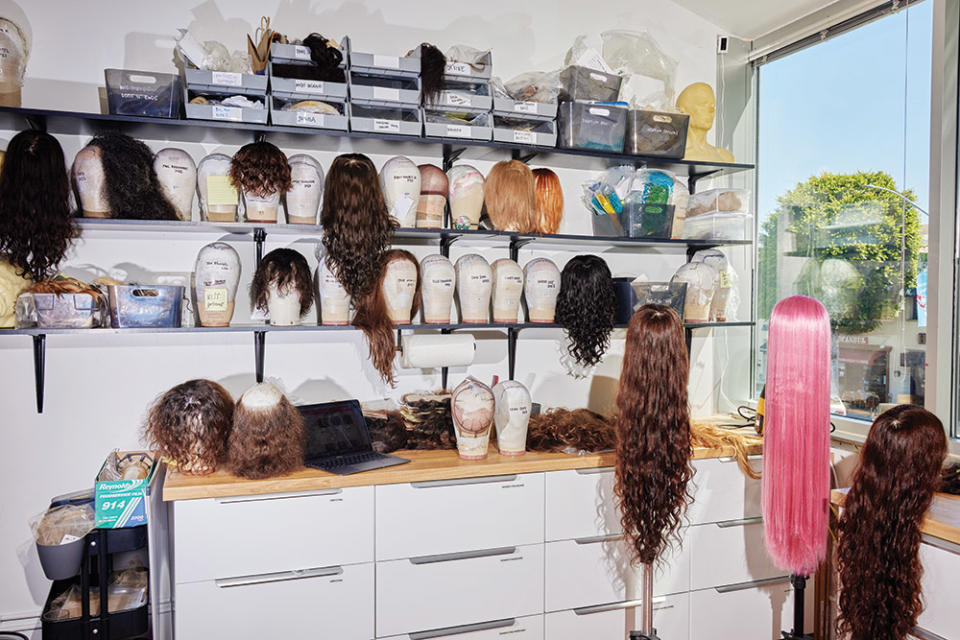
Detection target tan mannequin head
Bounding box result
[420,254,456,324]
[455,254,492,323]
[72,146,110,218]
[316,258,351,325]
[382,253,419,324]
[675,82,734,163]
[491,258,524,323]
[154,148,197,221]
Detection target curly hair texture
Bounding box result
[250,248,313,317]
[143,379,234,476]
[837,405,947,640]
[321,153,396,298]
[87,133,178,220]
[417,43,446,106]
[527,408,616,453]
[532,168,563,234]
[365,409,409,453]
[483,160,538,233]
[229,140,292,198]
[0,130,77,280]
[555,255,617,368]
[227,383,305,479]
[615,304,692,566]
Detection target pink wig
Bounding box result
[762,295,831,575]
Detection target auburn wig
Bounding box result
[837,405,947,640]
[532,168,563,234]
[555,255,617,368]
[321,153,396,298]
[143,379,234,476]
[86,133,178,220]
[483,160,538,233]
[227,383,305,479]
[250,248,313,317]
[229,141,292,198]
[352,249,421,385]
[0,130,77,280]
[615,304,692,565]
[527,408,616,453]
[417,43,446,106]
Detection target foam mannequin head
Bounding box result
[0,18,28,107]
[420,254,456,324]
[670,261,718,323]
[285,154,324,225]
[316,257,351,325]
[493,380,531,455]
[380,156,420,227]
[72,146,109,218]
[451,376,495,460]
[194,242,241,327]
[416,164,448,229]
[691,249,733,321]
[523,257,561,323]
[154,148,197,221]
[197,153,238,222]
[446,165,484,230]
[455,254,492,323]
[491,258,524,323]
[382,252,419,324]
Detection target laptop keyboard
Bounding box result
[327,452,380,468]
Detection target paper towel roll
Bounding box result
[400,334,476,369]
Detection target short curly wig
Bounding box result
[229,140,292,198]
[227,383,305,480]
[86,132,178,220]
[250,248,314,318]
[555,255,617,368]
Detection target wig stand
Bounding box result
[629,563,660,640]
[780,574,812,640]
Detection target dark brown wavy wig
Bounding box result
[272,33,346,83]
[321,153,396,298]
[143,379,234,476]
[483,160,538,233]
[87,133,178,220]
[555,255,617,368]
[227,383,305,479]
[837,405,947,640]
[615,304,692,565]
[250,248,313,317]
[0,130,78,280]
[401,392,458,449]
[365,409,409,453]
[352,249,421,385]
[229,140,292,198]
[527,408,615,452]
[417,43,446,106]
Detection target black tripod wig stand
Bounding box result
[781,573,813,640]
[628,563,659,640]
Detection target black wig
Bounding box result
[418,43,446,106]
[87,133,178,220]
[272,33,345,83]
[555,255,617,368]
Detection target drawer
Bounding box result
[376,543,544,637]
[544,592,689,640]
[376,473,543,560]
[689,576,808,640]
[379,614,543,640]
[689,518,781,590]
[917,539,960,638]
[174,486,373,583]
[175,561,373,639]
[545,467,620,541]
[687,456,762,525]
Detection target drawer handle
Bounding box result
[715,516,764,528]
[921,534,960,555]
[575,467,614,475]
[911,626,949,640]
[573,596,667,616]
[574,533,624,545]
[410,618,516,639]
[215,489,343,504]
[409,546,517,565]
[714,575,789,594]
[215,565,343,588]
[411,475,518,488]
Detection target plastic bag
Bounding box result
[29,504,96,546]
[175,29,251,73]
[445,45,490,73]
[601,30,678,106]
[500,70,561,103]
[690,249,739,321]
[563,35,614,73]
[581,166,636,236]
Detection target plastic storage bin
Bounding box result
[619,202,676,238]
[559,66,622,102]
[269,41,349,102]
[104,69,182,118]
[107,285,183,328]
[625,110,689,158]
[32,293,104,329]
[349,103,422,136]
[435,79,492,111]
[349,73,421,106]
[590,210,627,237]
[614,279,688,323]
[682,212,751,241]
[347,38,420,77]
[184,68,267,96]
[493,97,558,119]
[442,50,493,80]
[558,101,627,152]
[423,111,492,140]
[270,97,348,130]
[686,188,749,217]
[492,116,557,147]
[184,90,267,124]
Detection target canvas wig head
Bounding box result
[229,140,292,198]
[250,248,314,317]
[838,405,947,640]
[227,382,305,479]
[532,168,563,234]
[762,295,831,575]
[615,304,692,565]
[555,255,617,368]
[483,160,538,233]
[86,133,178,220]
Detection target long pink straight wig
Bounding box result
[762,295,831,575]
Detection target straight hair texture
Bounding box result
[532,168,563,234]
[227,383,305,479]
[321,153,396,298]
[229,140,292,197]
[762,295,831,575]
[250,248,314,317]
[615,304,692,565]
[484,160,538,233]
[837,405,947,640]
[0,130,77,279]
[86,133,178,220]
[555,255,617,368]
[417,43,446,106]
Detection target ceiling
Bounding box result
[671,0,848,40]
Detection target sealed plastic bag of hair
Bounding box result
[30,504,96,546]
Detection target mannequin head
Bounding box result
[555,255,617,368]
[285,154,324,225]
[493,380,531,455]
[455,254,492,323]
[382,250,420,324]
[417,164,448,229]
[490,258,524,323]
[228,382,305,479]
[154,148,197,221]
[420,254,456,323]
[194,242,242,327]
[251,248,314,326]
[523,257,561,323]
[446,165,485,230]
[86,133,178,220]
[230,141,292,223]
[451,376,495,459]
[72,145,109,218]
[484,160,538,233]
[676,82,715,131]
[0,18,28,107]
[315,257,351,325]
[671,261,718,323]
[197,153,238,222]
[380,156,420,227]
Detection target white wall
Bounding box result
[0,0,747,629]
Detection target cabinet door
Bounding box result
[917,539,960,638]
[689,577,810,640]
[378,614,543,640]
[544,593,689,640]
[545,467,620,541]
[688,519,781,590]
[687,456,762,525]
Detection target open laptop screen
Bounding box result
[298,400,370,460]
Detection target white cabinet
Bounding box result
[545,467,619,541]
[688,519,782,590]
[686,456,762,525]
[689,577,801,640]
[917,539,960,638]
[379,614,544,640]
[544,593,689,640]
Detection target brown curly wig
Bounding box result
[615,304,692,566]
[86,133,178,220]
[321,153,397,298]
[250,248,313,317]
[483,160,538,233]
[227,383,305,480]
[0,130,78,280]
[837,405,947,640]
[527,408,616,452]
[229,140,292,198]
[143,379,234,476]
[532,168,563,234]
[555,255,617,368]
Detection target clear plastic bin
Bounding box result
[682,212,752,241]
[107,285,183,328]
[184,89,267,124]
[423,110,492,140]
[625,110,688,158]
[104,69,182,118]
[559,66,622,102]
[619,202,675,238]
[686,188,750,217]
[28,293,105,329]
[631,281,688,318]
[558,101,627,152]
[435,79,492,111]
[270,97,348,130]
[492,116,557,147]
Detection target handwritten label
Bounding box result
[204,288,228,312]
[295,79,325,93]
[446,124,469,138]
[653,114,673,124]
[294,45,311,60]
[512,130,535,144]
[445,92,470,107]
[719,270,732,288]
[373,54,400,69]
[513,101,538,114]
[374,119,400,132]
[296,112,324,127]
[373,87,401,102]
[211,71,242,87]
[445,62,471,76]
[206,176,238,206]
[212,105,243,121]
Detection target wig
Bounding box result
[143,379,234,476]
[942,462,960,495]
[417,43,446,106]
[321,153,396,298]
[352,249,421,385]
[615,304,692,566]
[837,405,947,640]
[762,295,831,575]
[555,255,617,368]
[229,141,292,198]
[0,130,77,280]
[401,392,458,449]
[364,409,409,453]
[250,248,313,317]
[527,408,616,453]
[532,168,563,234]
[272,33,346,83]
[483,160,538,233]
[690,425,762,480]
[227,382,305,480]
[86,133,178,220]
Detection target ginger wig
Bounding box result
[555,255,617,368]
[0,130,78,280]
[483,160,538,233]
[251,248,313,317]
[838,405,947,640]
[321,153,396,298]
[532,168,563,234]
[229,140,292,198]
[87,133,178,220]
[615,304,692,565]
[227,383,305,479]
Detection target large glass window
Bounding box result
[756,1,932,421]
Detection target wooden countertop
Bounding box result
[831,489,960,547]
[163,444,760,501]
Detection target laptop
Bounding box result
[298,400,409,475]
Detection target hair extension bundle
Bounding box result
[417,43,446,106]
[250,248,313,317]
[321,153,396,298]
[762,295,831,575]
[227,383,305,479]
[942,462,960,495]
[555,255,617,368]
[0,130,77,280]
[365,409,409,453]
[143,379,234,476]
[87,133,178,220]
[229,141,292,198]
[837,405,947,640]
[532,168,563,234]
[690,424,761,480]
[483,160,538,232]
[526,408,615,453]
[400,392,458,450]
[615,304,692,565]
